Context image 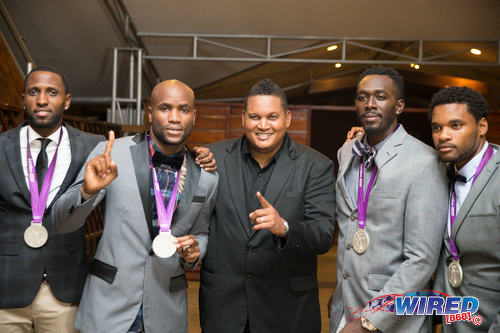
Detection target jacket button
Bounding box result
[247,246,254,253]
[350,213,357,221]
[343,272,349,280]
[346,243,352,250]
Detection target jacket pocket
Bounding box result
[367,273,390,292]
[170,274,188,292]
[290,273,317,292]
[89,258,117,284]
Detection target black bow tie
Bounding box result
[152,151,184,170]
[447,167,467,183]
[352,140,376,168]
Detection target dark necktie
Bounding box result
[352,140,376,168]
[35,138,51,192]
[152,151,184,170]
[447,167,467,184]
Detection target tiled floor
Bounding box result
[187,245,338,333]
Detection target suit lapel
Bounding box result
[373,125,406,172]
[5,125,31,205]
[130,132,153,239]
[173,150,201,223]
[250,136,298,239]
[49,125,85,207]
[451,147,500,241]
[224,138,252,237]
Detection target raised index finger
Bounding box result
[256,191,271,208]
[105,130,115,156]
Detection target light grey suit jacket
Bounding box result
[52,133,218,333]
[434,144,500,333]
[330,125,448,332]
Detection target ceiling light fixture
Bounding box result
[470,48,482,55]
[334,63,342,68]
[414,64,420,70]
[410,63,415,68]
[327,45,338,51]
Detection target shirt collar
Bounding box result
[241,134,287,162]
[456,141,489,182]
[27,125,63,145]
[362,124,398,152]
[150,136,185,158]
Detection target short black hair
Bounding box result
[428,86,488,122]
[24,66,70,94]
[244,79,288,111]
[358,66,405,100]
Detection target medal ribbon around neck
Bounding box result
[357,158,378,230]
[448,144,494,260]
[26,127,63,223]
[147,135,180,233]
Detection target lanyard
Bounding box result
[357,158,378,229]
[449,144,494,259]
[147,135,180,233]
[26,127,63,223]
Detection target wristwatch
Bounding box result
[361,316,377,331]
[278,219,289,237]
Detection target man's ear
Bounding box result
[478,117,488,138]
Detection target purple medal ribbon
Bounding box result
[449,144,494,260]
[147,135,180,233]
[357,158,378,229]
[26,127,64,223]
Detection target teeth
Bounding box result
[256,133,271,137]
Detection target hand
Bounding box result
[340,319,370,333]
[192,146,217,172]
[82,131,118,195]
[345,126,364,144]
[249,192,287,236]
[175,235,200,263]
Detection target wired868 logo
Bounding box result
[395,292,482,326]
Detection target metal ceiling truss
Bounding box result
[137,33,500,67]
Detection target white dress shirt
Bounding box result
[448,141,497,236]
[20,125,72,207]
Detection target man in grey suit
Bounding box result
[52,80,218,333]
[331,67,448,333]
[430,86,499,333]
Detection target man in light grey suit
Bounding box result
[330,67,448,333]
[430,86,499,333]
[52,80,218,333]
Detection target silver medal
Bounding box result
[24,222,48,248]
[447,260,463,288]
[352,228,370,254]
[152,231,177,258]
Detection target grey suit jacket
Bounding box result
[330,125,448,333]
[51,132,218,333]
[434,144,500,333]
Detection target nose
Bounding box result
[366,95,377,109]
[168,108,181,123]
[438,127,452,142]
[257,118,269,130]
[37,92,48,106]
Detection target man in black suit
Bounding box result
[199,79,336,333]
[0,67,103,332]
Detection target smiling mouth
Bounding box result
[256,133,272,139]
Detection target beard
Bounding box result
[151,121,192,147]
[25,109,64,131]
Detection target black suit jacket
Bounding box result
[0,123,103,308]
[199,135,336,333]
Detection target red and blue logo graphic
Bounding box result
[347,291,482,327]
